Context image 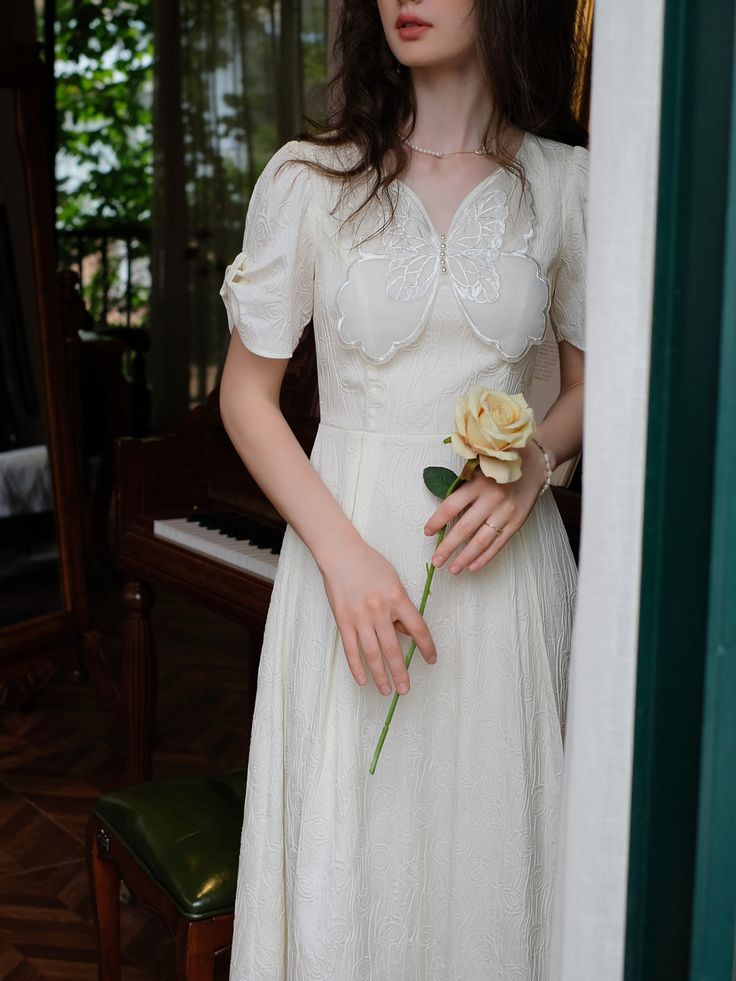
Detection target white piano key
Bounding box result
[153,517,280,582]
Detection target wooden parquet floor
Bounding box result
[0,562,260,980]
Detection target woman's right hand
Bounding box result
[320,541,438,696]
[220,343,437,696]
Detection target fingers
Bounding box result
[397,601,438,666]
[460,518,515,572]
[338,619,368,687]
[432,497,519,573]
[357,605,437,696]
[431,499,500,568]
[357,624,394,695]
[375,620,411,694]
[467,526,514,572]
[326,549,439,695]
[423,480,476,536]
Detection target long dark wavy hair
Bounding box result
[291,0,590,232]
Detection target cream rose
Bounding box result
[449,386,536,483]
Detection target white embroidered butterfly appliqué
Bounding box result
[335,175,551,365]
[383,187,507,304]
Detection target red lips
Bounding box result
[395,11,432,29]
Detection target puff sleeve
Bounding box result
[219,141,315,358]
[549,144,589,351]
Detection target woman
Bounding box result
[219,0,587,977]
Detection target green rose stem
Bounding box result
[368,470,465,775]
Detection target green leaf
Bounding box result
[423,466,460,500]
[442,435,452,444]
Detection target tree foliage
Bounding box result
[52,0,326,348]
[54,0,154,229]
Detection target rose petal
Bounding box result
[452,388,536,471]
[467,386,484,417]
[476,412,513,446]
[479,393,522,442]
[466,413,505,453]
[450,432,478,459]
[479,454,522,483]
[503,424,534,448]
[488,393,519,425]
[478,446,519,461]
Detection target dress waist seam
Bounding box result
[317,420,450,439]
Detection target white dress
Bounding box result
[219,131,588,981]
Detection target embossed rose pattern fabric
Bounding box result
[220,133,587,981]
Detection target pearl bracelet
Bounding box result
[531,437,553,496]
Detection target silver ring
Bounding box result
[484,520,504,537]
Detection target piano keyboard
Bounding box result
[153,512,285,582]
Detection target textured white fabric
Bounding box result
[549,2,665,979]
[222,133,588,980]
[0,445,54,517]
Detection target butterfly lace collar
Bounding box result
[335,141,551,365]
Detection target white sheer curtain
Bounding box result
[550,1,666,978]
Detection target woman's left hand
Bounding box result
[423,445,548,574]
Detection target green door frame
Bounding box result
[624,1,736,979]
[688,11,736,979]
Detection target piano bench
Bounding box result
[86,769,246,980]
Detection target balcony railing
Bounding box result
[57,223,151,331]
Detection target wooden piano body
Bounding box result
[114,326,318,783]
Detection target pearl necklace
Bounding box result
[401,135,491,158]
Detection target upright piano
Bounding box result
[114,326,319,783]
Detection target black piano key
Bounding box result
[183,511,285,553]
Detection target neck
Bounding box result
[406,61,496,153]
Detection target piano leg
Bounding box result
[121,580,157,784]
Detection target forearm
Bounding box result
[220,391,363,574]
[519,380,584,475]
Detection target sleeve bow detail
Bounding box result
[219,249,249,328]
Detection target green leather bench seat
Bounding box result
[93,769,246,920]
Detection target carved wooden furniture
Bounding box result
[87,769,246,979]
[58,267,150,562]
[0,40,94,704]
[113,326,319,783]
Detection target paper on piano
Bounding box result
[528,323,581,487]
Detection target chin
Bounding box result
[394,38,475,71]
[399,49,472,71]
